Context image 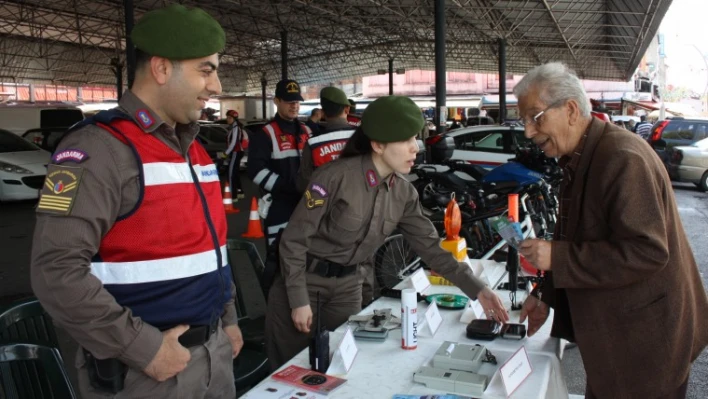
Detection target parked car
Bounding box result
[649,117,708,162]
[22,127,69,152]
[243,119,268,135]
[0,103,84,136]
[196,124,231,172]
[425,124,530,167]
[665,137,708,191]
[611,115,640,130]
[0,128,51,201]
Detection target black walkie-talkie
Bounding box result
[309,291,330,373]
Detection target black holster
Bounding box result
[83,349,127,394]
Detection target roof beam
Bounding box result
[541,0,578,62]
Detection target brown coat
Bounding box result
[543,119,708,397]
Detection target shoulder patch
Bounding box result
[366,169,378,187]
[304,190,326,210]
[310,183,328,197]
[52,149,89,164]
[135,109,154,129]
[37,165,84,215]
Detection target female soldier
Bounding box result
[265,96,509,369]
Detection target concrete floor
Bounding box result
[1,174,707,398]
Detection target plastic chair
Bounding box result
[0,342,77,399]
[0,298,61,352]
[226,239,271,395]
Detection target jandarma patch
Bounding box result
[36,165,84,215]
[310,183,328,197]
[52,149,89,164]
[304,190,325,209]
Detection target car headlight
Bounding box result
[0,161,34,174]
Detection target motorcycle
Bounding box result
[374,144,560,290]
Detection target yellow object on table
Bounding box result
[428,275,455,286]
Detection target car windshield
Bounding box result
[0,130,41,152]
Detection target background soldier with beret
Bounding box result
[265,95,509,369]
[296,87,355,192]
[30,5,241,398]
[247,79,312,295]
[346,98,362,127]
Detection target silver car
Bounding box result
[666,137,708,191]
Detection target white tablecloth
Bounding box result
[243,260,569,399]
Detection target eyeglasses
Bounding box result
[520,100,565,127]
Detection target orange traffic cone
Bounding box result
[222,183,239,214]
[242,197,265,238]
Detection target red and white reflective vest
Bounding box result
[87,114,230,329]
[252,121,311,192]
[308,129,355,167]
[347,114,362,127]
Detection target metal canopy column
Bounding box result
[498,38,507,123]
[388,58,394,95]
[124,0,135,90]
[281,31,288,80]
[261,77,267,119]
[434,0,446,135]
[111,58,123,100]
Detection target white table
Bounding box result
[243,260,568,399]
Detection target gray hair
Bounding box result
[513,62,591,117]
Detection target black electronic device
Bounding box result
[466,319,503,340]
[466,320,527,341]
[507,247,521,310]
[500,323,527,340]
[309,291,330,373]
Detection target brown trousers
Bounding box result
[265,271,362,370]
[585,377,689,399]
[77,323,235,399]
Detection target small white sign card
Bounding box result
[410,267,431,293]
[327,327,358,375]
[499,345,533,397]
[424,300,443,336]
[460,299,487,324]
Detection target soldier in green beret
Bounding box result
[30,4,242,398]
[266,95,510,369]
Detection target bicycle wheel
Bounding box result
[374,233,423,290]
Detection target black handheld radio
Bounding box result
[309,291,330,373]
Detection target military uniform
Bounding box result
[247,79,311,294]
[265,96,487,369]
[30,5,237,399]
[246,79,312,246]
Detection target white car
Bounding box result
[0,129,51,201]
[426,124,530,168]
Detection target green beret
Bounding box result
[361,96,424,142]
[131,4,225,60]
[320,87,350,106]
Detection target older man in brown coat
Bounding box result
[516,62,708,399]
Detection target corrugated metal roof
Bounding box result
[0,0,672,93]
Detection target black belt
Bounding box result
[173,319,220,348]
[307,254,358,278]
